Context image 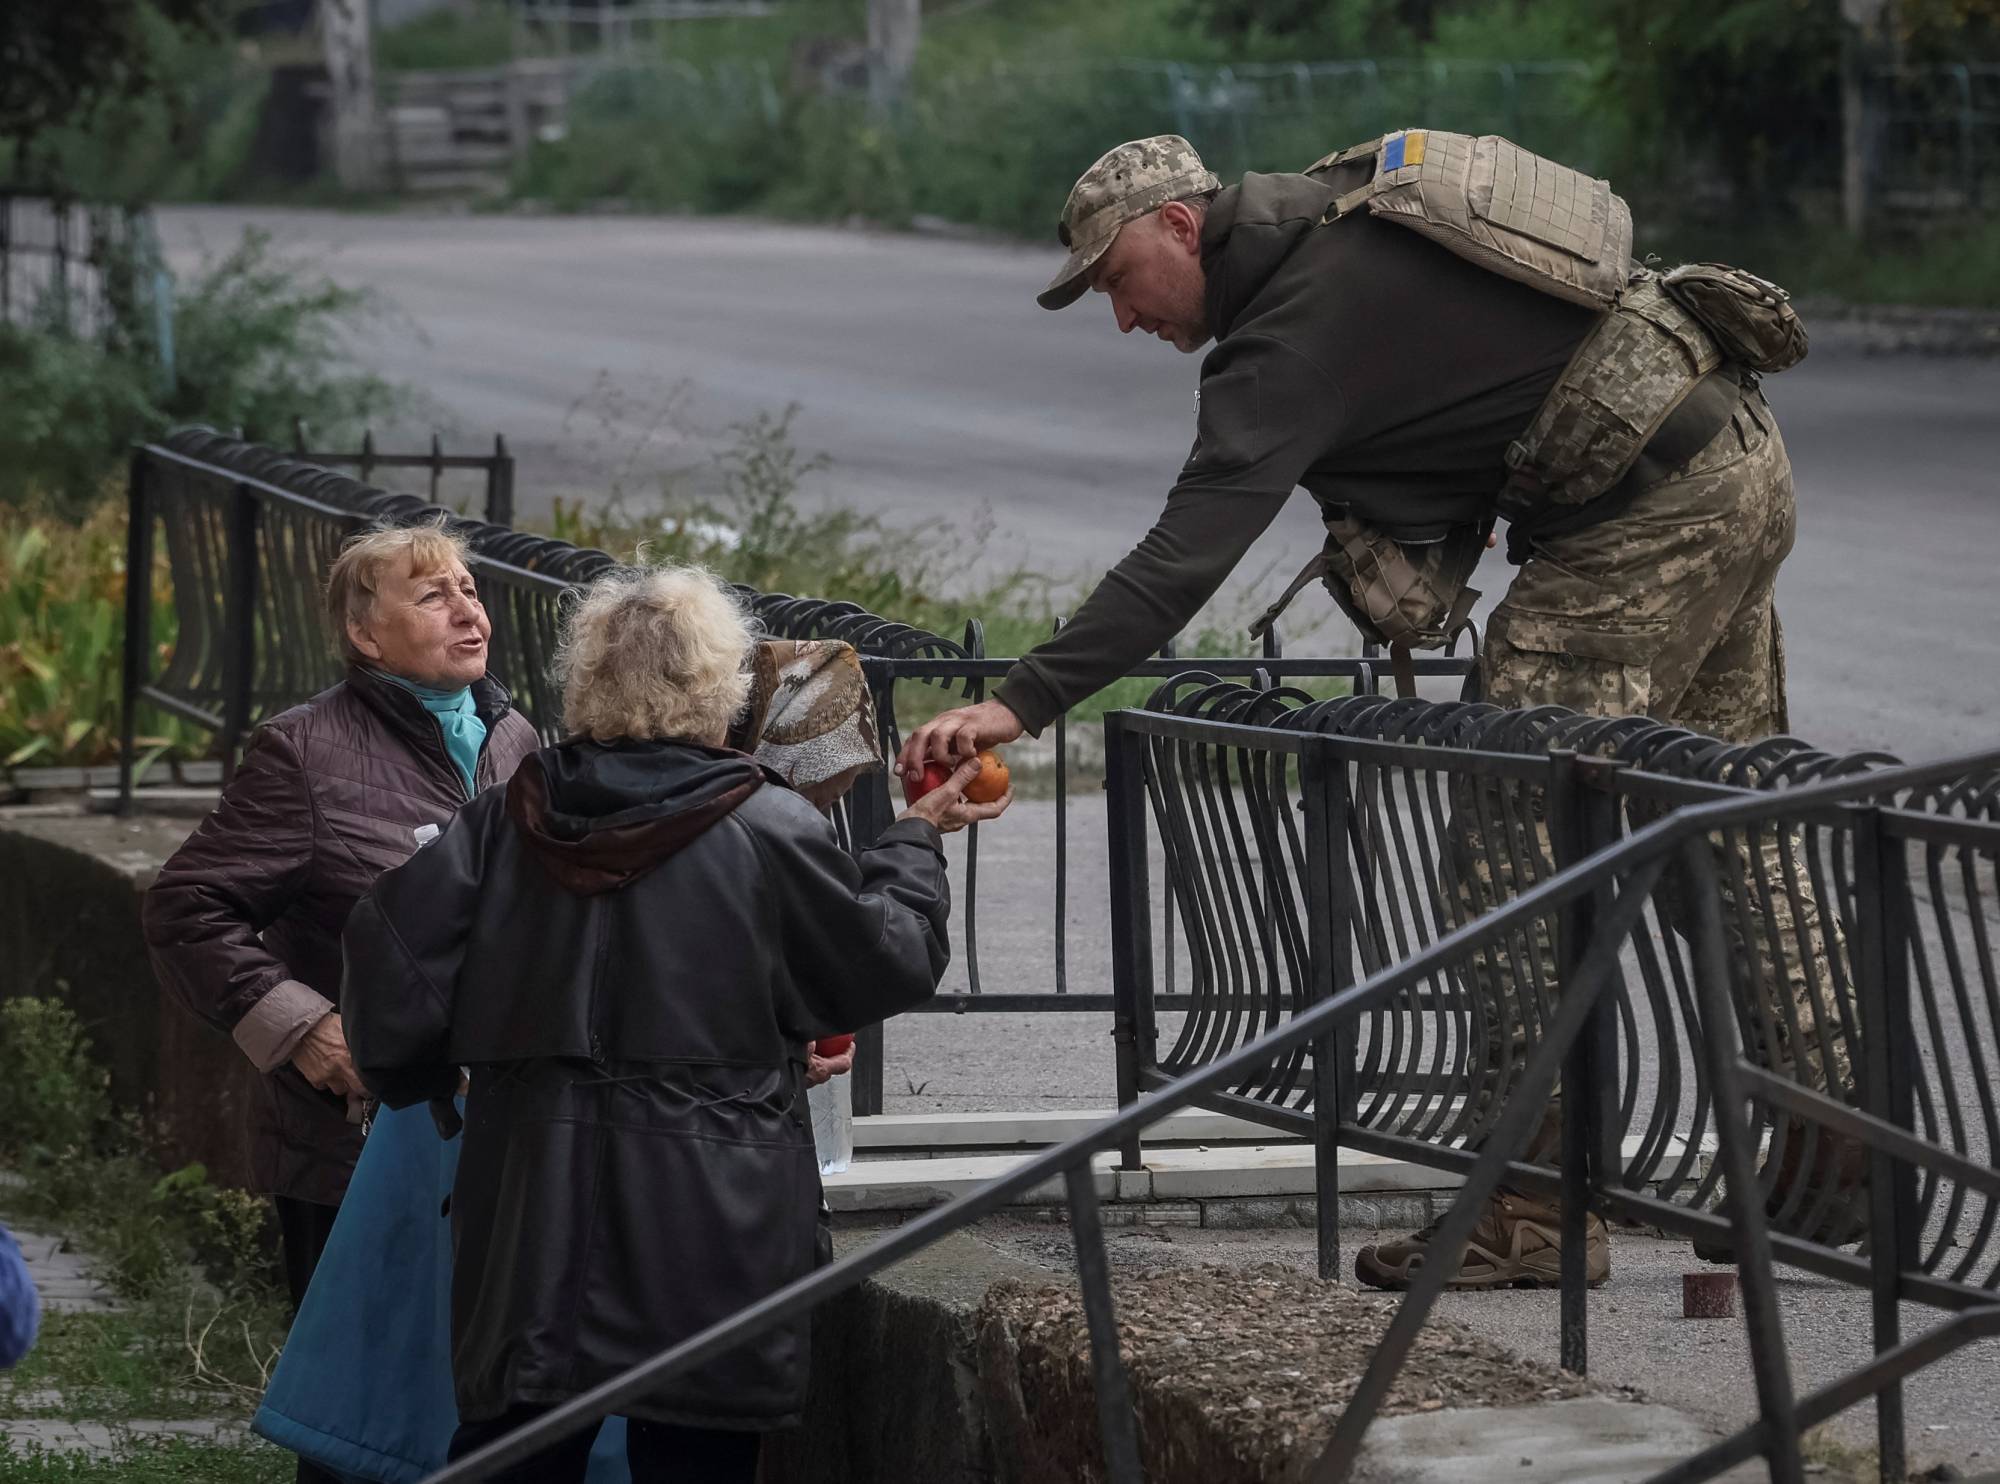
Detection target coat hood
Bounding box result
[505,739,773,895]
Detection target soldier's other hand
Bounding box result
[897,699,1024,780]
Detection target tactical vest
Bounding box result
[1256,129,1807,691]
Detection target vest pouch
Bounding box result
[1501,274,1722,510]
[1660,262,1808,374]
[1251,515,1487,657]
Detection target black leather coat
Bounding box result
[340,738,950,1429]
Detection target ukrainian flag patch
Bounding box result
[1381,130,1427,172]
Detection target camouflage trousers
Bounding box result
[1455,384,1854,1157]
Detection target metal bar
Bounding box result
[1066,1165,1146,1484]
[135,686,226,732]
[1550,754,1594,1375]
[1852,805,1907,1483]
[1303,736,1345,1279]
[846,683,897,1119]
[1106,711,1152,1171]
[1878,810,2000,848]
[1680,836,1805,1484]
[860,656,1476,684]
[1735,1067,2000,1201]
[118,452,154,815]
[1053,616,1070,996]
[218,483,261,777]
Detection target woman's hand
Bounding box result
[805,1045,855,1087]
[291,1012,367,1100]
[897,755,1012,835]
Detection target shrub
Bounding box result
[0,497,198,768]
[0,228,394,519]
[0,998,115,1162]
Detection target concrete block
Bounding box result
[1197,1196,1308,1230]
[1350,1398,1766,1483]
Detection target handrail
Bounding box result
[422,726,2000,1484]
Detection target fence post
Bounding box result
[1682,837,1806,1484]
[1105,711,1153,1172]
[1052,617,1070,997]
[487,434,516,528]
[118,451,156,816]
[1301,734,1346,1280]
[1852,802,1915,1484]
[218,483,262,781]
[1548,750,1602,1375]
[843,673,900,1119]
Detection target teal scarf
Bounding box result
[372,671,486,799]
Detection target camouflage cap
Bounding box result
[1037,135,1221,311]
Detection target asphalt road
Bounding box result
[158,205,2000,763]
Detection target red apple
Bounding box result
[815,1034,855,1059]
[901,760,952,805]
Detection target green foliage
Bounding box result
[0,229,393,518]
[0,1,223,166]
[0,999,289,1422]
[0,1435,290,1483]
[376,0,521,72]
[0,497,199,768]
[2,23,270,205]
[0,999,113,1162]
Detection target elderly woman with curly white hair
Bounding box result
[339,564,1005,1484]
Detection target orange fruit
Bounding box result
[963,748,1010,805]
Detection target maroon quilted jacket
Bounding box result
[142,667,538,1204]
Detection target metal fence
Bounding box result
[119,429,615,803]
[425,716,2000,1484]
[0,193,166,340]
[1102,685,2000,1479]
[120,432,1456,1113]
[562,53,2000,222]
[285,421,518,528]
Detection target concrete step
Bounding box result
[823,1143,1434,1214]
[853,1106,1291,1152]
[826,1118,1709,1217]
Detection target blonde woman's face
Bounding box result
[347,555,490,689]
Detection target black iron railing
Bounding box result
[121,432,1448,1114]
[0,193,156,337]
[286,421,518,529]
[423,719,2000,1484]
[119,429,619,805]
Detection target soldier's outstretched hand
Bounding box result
[898,700,1025,785]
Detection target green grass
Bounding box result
[0,1296,281,1424]
[0,1435,289,1483]
[375,0,520,72]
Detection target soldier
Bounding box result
[899,131,1838,1290]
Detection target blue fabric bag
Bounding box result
[253,1102,630,1483]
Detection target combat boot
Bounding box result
[1354,1191,1611,1291]
[1693,1122,1870,1263]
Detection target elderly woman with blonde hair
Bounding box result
[339,564,1003,1484]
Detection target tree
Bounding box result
[0,0,223,177]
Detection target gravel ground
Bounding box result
[983,1261,1600,1424]
[965,1216,2000,1479]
